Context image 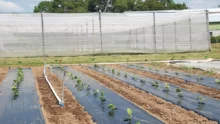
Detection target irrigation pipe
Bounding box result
[44,65,63,106]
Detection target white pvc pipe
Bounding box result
[44,66,62,105]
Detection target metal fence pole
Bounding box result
[77,29,79,52]
[99,10,103,55]
[153,12,157,53]
[189,17,192,51]
[40,12,46,74]
[206,10,211,51]
[92,19,95,54]
[143,27,146,49]
[136,29,138,49]
[81,25,83,52]
[129,29,132,49]
[174,22,177,52]
[86,22,89,52]
[162,25,165,52]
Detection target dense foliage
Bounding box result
[34,0,188,13]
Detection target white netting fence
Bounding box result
[0,10,210,57]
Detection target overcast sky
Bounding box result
[0,0,220,12]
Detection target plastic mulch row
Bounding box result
[124,64,220,90]
[52,67,163,124]
[89,66,220,123]
[0,68,45,124]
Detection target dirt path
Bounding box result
[0,68,8,84]
[71,66,217,124]
[32,67,94,124]
[110,64,220,100]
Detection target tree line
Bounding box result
[34,0,188,13]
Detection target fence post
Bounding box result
[40,12,46,74]
[174,22,177,52]
[86,22,89,52]
[206,10,211,51]
[92,19,95,54]
[189,17,192,51]
[77,29,79,52]
[81,25,83,52]
[99,10,103,55]
[143,27,146,49]
[162,25,165,52]
[136,29,138,49]
[153,12,157,53]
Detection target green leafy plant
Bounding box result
[124,73,128,78]
[215,79,220,84]
[197,96,206,104]
[86,85,90,90]
[108,68,111,72]
[164,83,170,92]
[93,89,100,96]
[94,64,98,68]
[12,67,24,98]
[124,108,132,122]
[175,72,178,75]
[132,76,137,81]
[108,104,117,110]
[165,69,168,73]
[152,81,159,88]
[176,88,183,97]
[197,76,204,81]
[108,103,117,117]
[99,91,106,103]
[136,122,141,124]
[156,69,159,72]
[117,72,120,76]
[112,69,115,74]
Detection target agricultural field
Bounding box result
[0,61,220,124]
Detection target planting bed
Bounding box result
[0,67,8,84]
[90,65,220,123]
[0,68,45,123]
[72,65,216,124]
[110,64,220,100]
[52,66,163,124]
[32,67,94,124]
[126,64,220,90]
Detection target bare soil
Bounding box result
[32,67,94,124]
[71,65,217,124]
[0,67,8,84]
[110,64,220,100]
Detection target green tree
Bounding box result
[113,0,128,12]
[34,1,52,12]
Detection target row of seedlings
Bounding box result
[66,70,140,124]
[92,65,220,122]
[11,67,24,99]
[126,64,220,89]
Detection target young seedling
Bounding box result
[86,85,91,90]
[99,91,106,103]
[176,88,183,97]
[152,81,159,88]
[108,104,117,111]
[108,68,111,72]
[93,89,100,96]
[197,96,206,104]
[215,79,220,84]
[94,64,98,68]
[156,69,159,72]
[132,76,137,81]
[117,72,120,76]
[175,72,179,75]
[164,83,170,92]
[112,69,115,74]
[124,108,132,122]
[74,76,78,79]
[124,73,128,78]
[108,103,117,117]
[197,76,204,81]
[165,69,168,73]
[136,122,141,124]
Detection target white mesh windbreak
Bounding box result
[0,11,210,57]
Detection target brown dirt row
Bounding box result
[32,67,95,124]
[109,64,220,100]
[71,66,217,124]
[0,68,9,84]
[144,63,220,78]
